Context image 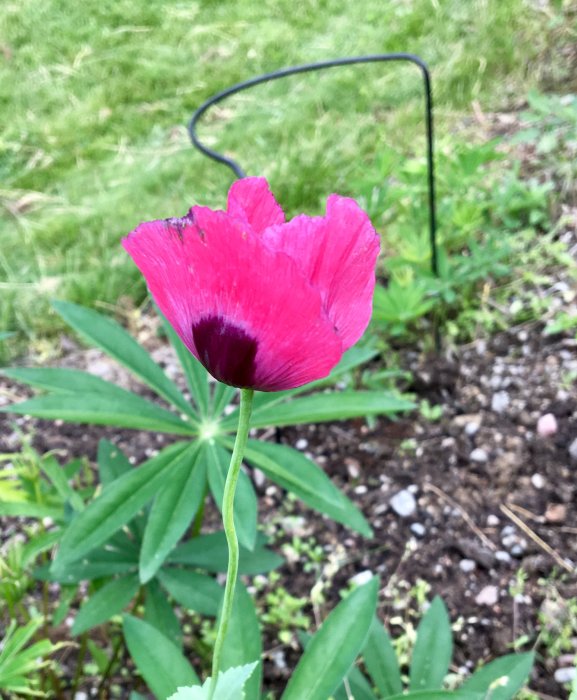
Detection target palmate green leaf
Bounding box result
[168,662,258,700]
[282,577,378,700]
[409,597,453,692]
[460,652,534,700]
[123,615,199,698]
[168,531,283,575]
[52,300,194,417]
[1,391,196,436]
[220,583,262,700]
[207,442,258,551]
[364,616,403,697]
[161,315,210,418]
[72,574,140,635]
[144,579,182,648]
[158,568,222,616]
[51,442,191,575]
[139,446,206,583]
[222,391,414,430]
[235,439,372,538]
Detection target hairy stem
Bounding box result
[209,388,254,698]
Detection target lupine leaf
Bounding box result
[51,442,191,574]
[139,446,205,583]
[237,439,372,537]
[223,391,414,430]
[144,579,182,648]
[72,574,140,635]
[97,439,132,487]
[220,583,262,700]
[158,568,222,617]
[123,615,199,698]
[461,652,535,700]
[52,300,195,417]
[281,577,378,700]
[364,616,403,697]
[162,315,211,417]
[168,531,283,574]
[167,662,258,700]
[1,392,196,435]
[409,597,453,692]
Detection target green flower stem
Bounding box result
[209,387,254,698]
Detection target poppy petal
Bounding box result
[226,177,285,233]
[262,195,380,349]
[123,213,342,391]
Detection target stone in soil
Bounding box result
[389,489,417,517]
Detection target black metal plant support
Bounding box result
[188,53,438,278]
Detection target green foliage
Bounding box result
[0,616,64,697]
[0,0,573,349]
[340,596,535,699]
[123,615,199,698]
[259,572,311,644]
[167,662,258,700]
[2,302,411,561]
[282,577,379,700]
[0,302,410,696]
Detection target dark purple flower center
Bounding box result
[192,316,258,388]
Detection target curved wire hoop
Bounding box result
[188,53,438,277]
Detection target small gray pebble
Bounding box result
[554,667,576,684]
[491,391,510,413]
[389,490,417,518]
[410,522,426,537]
[459,559,476,573]
[470,448,489,463]
[495,550,512,563]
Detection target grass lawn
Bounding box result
[0,0,574,352]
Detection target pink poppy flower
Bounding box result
[123,177,380,391]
